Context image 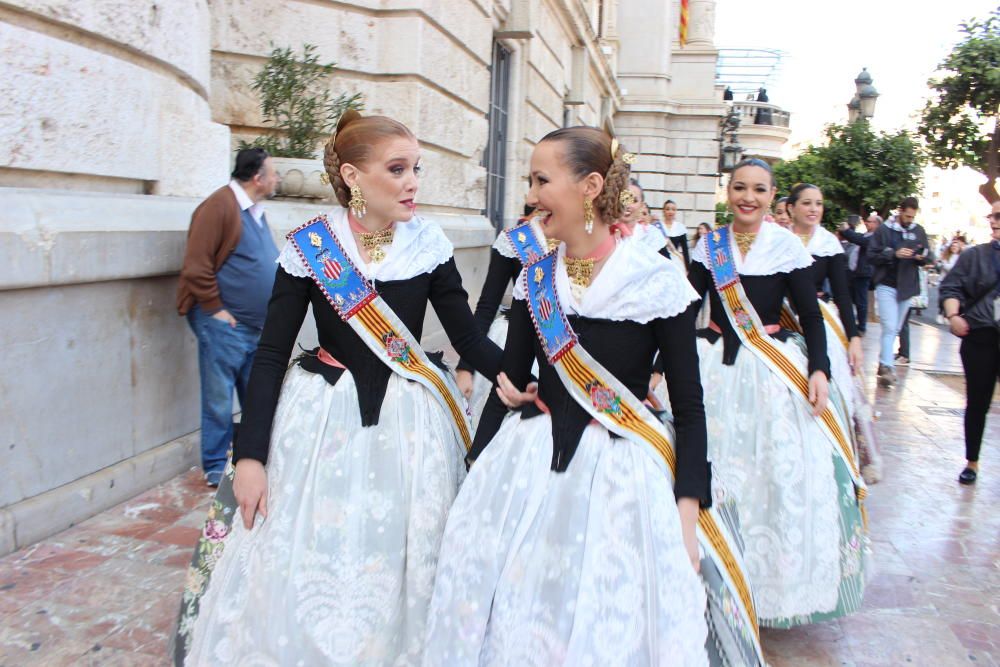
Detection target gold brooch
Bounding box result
[619,190,636,207]
[309,231,323,248]
[534,266,544,284]
[734,232,758,257]
[359,227,394,263]
[517,232,527,243]
[546,237,560,251]
[622,152,636,165]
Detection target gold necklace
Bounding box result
[563,257,595,289]
[796,232,812,246]
[359,228,394,263]
[733,232,758,256]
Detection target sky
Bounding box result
[714,0,998,148]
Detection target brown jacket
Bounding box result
[176,185,243,315]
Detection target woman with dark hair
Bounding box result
[662,198,691,266]
[689,159,867,627]
[424,127,720,664]
[787,183,881,482]
[174,111,502,665]
[940,204,1000,485]
[773,196,791,228]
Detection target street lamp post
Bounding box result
[848,68,879,122]
[719,106,744,173]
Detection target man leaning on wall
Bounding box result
[176,148,281,487]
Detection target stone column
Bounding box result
[687,0,716,47]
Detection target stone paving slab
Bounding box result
[1,323,997,666]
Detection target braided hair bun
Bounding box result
[538,126,632,222]
[322,111,414,207]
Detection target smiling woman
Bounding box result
[687,158,869,627]
[172,112,504,666]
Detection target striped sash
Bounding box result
[706,227,867,508]
[288,215,472,449]
[521,249,765,667]
[779,300,849,350]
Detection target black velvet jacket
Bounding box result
[234,259,502,465]
[804,253,860,339]
[469,298,711,506]
[688,261,831,378]
[457,248,522,373]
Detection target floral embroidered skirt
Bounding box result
[423,413,709,666]
[696,336,867,627]
[172,366,467,666]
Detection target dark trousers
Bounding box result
[851,276,870,332]
[959,327,1000,462]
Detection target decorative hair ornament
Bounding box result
[610,138,619,158]
[619,189,637,208]
[621,152,637,164]
[348,184,367,219]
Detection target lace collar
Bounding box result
[277,207,452,282]
[801,225,844,258]
[692,221,813,276]
[514,237,697,323]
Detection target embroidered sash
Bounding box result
[289,215,472,449]
[521,250,765,667]
[504,218,548,264]
[706,227,867,506]
[779,300,849,350]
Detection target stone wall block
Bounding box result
[686,139,718,158]
[695,193,718,210]
[639,136,668,155]
[686,175,718,194]
[668,157,699,175]
[14,0,213,89]
[663,174,687,193]
[697,157,719,175]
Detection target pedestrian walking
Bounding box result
[173,111,502,665]
[939,201,1000,485]
[840,212,881,335]
[662,198,692,266]
[688,159,867,627]
[176,148,281,487]
[868,197,932,386]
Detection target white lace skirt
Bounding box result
[697,337,842,622]
[184,366,466,666]
[423,413,709,666]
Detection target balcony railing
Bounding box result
[731,101,790,128]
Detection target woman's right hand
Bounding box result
[495,372,538,409]
[456,369,475,399]
[948,314,970,338]
[233,459,268,530]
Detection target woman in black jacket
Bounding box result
[939,206,1000,485]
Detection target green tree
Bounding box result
[714,201,733,226]
[918,7,1000,203]
[771,121,924,228]
[240,44,362,159]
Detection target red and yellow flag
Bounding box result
[679,0,689,47]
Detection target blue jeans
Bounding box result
[874,285,911,368]
[187,305,261,476]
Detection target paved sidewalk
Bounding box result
[1,323,998,666]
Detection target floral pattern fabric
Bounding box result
[423,413,709,666]
[174,367,466,666]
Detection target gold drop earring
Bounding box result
[348,184,367,219]
[583,198,594,235]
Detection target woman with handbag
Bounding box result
[939,202,1000,485]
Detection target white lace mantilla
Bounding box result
[804,226,845,258]
[692,221,813,276]
[277,207,453,282]
[514,237,698,323]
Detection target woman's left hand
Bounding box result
[495,372,538,409]
[848,336,864,375]
[808,370,829,416]
[677,497,701,573]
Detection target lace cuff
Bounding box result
[277,241,310,278]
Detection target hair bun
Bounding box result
[336,109,363,135]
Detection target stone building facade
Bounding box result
[0,0,721,554]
